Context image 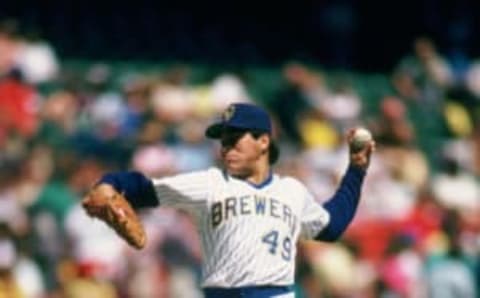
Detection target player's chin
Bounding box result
[225,163,249,178]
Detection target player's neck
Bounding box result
[246,162,271,185]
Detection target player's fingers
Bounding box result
[364,140,376,155]
[110,204,127,223]
[82,196,105,217]
[350,140,375,169]
[351,140,372,157]
[81,195,93,210]
[346,128,355,142]
[83,204,102,217]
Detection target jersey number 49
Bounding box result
[262,230,292,261]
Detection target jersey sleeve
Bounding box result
[299,185,331,240]
[151,169,212,214]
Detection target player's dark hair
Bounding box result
[250,130,279,165]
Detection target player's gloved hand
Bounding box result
[82,183,147,249]
[347,128,375,170]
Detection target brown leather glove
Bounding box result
[82,183,147,249]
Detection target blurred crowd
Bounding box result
[1,19,480,298]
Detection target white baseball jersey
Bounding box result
[151,167,330,288]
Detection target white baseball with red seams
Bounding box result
[351,127,372,152]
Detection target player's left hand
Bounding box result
[347,128,375,170]
[82,183,147,249]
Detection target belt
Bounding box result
[204,285,294,298]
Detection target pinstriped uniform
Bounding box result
[151,167,330,288]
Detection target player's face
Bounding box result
[220,129,269,178]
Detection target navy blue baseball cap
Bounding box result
[206,103,279,164]
[205,103,272,138]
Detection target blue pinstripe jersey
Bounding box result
[152,167,329,288]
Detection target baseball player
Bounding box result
[86,103,374,298]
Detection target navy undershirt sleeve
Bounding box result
[315,165,366,242]
[98,171,159,209]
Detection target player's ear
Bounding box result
[258,134,270,153]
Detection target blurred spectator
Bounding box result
[298,109,340,151]
[360,159,417,220]
[431,157,479,212]
[131,144,176,177]
[0,72,39,147]
[37,90,79,152]
[209,73,252,113]
[58,257,118,298]
[13,238,45,298]
[0,19,19,76]
[48,157,123,298]
[0,21,45,150]
[280,153,339,202]
[269,62,326,145]
[304,242,357,297]
[88,92,127,140]
[27,154,103,291]
[151,66,192,124]
[425,211,478,298]
[311,76,362,133]
[464,61,480,100]
[474,123,480,176]
[124,256,169,298]
[81,64,128,141]
[136,118,167,145]
[398,189,444,255]
[0,234,24,298]
[441,138,477,178]
[394,37,454,167]
[368,96,429,190]
[170,118,215,172]
[370,96,415,147]
[395,37,453,106]
[123,208,203,298]
[391,71,422,104]
[0,223,43,298]
[120,77,152,139]
[64,201,126,282]
[295,259,322,298]
[14,29,59,85]
[27,151,77,227]
[0,159,29,237]
[442,101,474,138]
[378,234,425,297]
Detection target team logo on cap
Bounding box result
[223,105,235,122]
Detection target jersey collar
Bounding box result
[245,171,273,189]
[223,170,273,189]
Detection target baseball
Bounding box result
[351,127,372,152]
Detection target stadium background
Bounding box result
[0,0,479,297]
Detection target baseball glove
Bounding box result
[82,183,147,249]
